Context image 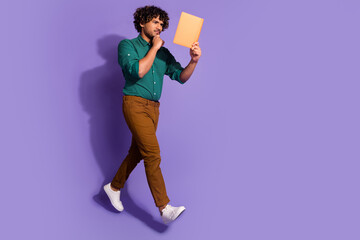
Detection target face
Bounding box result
[140,16,164,40]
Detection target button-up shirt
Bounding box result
[118,34,184,101]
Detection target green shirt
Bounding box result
[118,34,184,101]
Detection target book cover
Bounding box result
[173,12,204,48]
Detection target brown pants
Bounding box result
[111,95,170,207]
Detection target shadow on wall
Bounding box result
[78,34,167,232]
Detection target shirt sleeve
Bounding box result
[118,40,140,81]
[164,49,185,84]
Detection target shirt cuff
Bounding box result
[174,69,185,84]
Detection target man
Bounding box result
[103,5,201,224]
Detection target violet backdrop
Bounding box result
[1,0,359,239]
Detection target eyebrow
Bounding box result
[153,20,164,25]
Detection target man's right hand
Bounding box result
[138,35,164,78]
[152,35,165,50]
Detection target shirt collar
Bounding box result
[137,34,151,47]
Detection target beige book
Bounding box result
[173,12,204,48]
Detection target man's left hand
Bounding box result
[190,42,201,63]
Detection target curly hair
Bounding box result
[133,6,169,33]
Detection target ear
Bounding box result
[140,21,145,28]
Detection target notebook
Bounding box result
[173,12,204,48]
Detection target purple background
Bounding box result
[1,0,359,239]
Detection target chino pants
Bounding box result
[111,95,170,207]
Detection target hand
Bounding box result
[152,35,165,50]
[190,42,201,63]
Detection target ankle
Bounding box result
[159,204,167,214]
[110,184,120,192]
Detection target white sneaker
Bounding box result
[103,183,124,212]
[161,204,186,224]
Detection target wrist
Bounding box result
[151,45,161,51]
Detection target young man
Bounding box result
[103,5,201,224]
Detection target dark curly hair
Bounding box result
[133,6,169,33]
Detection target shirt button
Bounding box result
[127,54,130,56]
[154,82,156,84]
[152,70,154,73]
[154,93,156,95]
